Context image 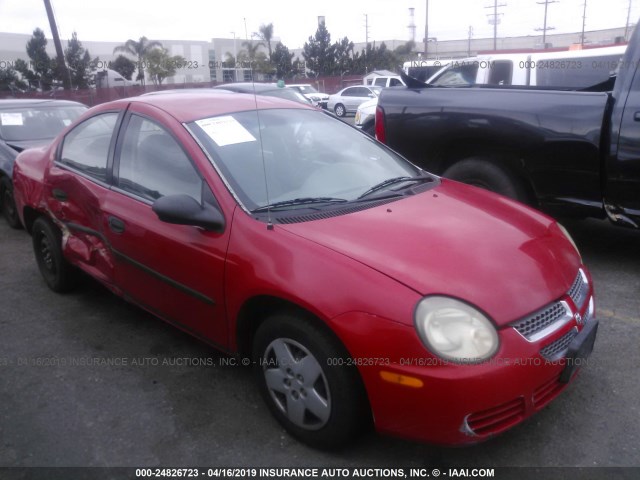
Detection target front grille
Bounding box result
[465,397,526,436]
[568,269,589,310]
[511,302,571,341]
[540,327,578,361]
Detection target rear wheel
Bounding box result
[32,217,76,293]
[1,177,21,229]
[253,312,369,449]
[443,157,529,203]
[334,104,346,117]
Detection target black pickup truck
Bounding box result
[376,26,640,228]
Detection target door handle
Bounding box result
[108,216,125,234]
[634,112,640,121]
[52,188,68,201]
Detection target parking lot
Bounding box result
[0,215,639,470]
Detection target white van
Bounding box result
[425,45,626,88]
[364,76,405,88]
[402,59,454,83]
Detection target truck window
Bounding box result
[431,63,479,86]
[373,78,387,87]
[389,78,403,86]
[488,60,513,85]
[535,54,623,88]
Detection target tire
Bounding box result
[253,312,369,450]
[1,177,22,229]
[32,217,77,293]
[361,120,375,137]
[334,104,346,117]
[443,157,529,203]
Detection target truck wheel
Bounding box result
[1,177,22,229]
[32,217,77,293]
[334,104,346,117]
[253,312,369,450]
[361,120,375,137]
[443,158,529,203]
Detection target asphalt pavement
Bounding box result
[0,216,639,472]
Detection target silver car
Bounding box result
[328,85,381,118]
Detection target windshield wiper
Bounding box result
[251,197,348,213]
[357,176,431,199]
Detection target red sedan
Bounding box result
[12,91,597,448]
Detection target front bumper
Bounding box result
[330,273,596,445]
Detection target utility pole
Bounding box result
[364,13,369,73]
[42,0,70,90]
[535,0,558,47]
[424,0,429,58]
[468,26,474,56]
[625,0,633,40]
[485,1,506,52]
[580,1,587,47]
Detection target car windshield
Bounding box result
[188,109,426,212]
[0,105,86,142]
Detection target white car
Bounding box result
[327,85,381,118]
[354,97,378,136]
[285,84,329,108]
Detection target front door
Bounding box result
[102,108,230,347]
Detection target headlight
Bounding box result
[557,223,581,261]
[414,296,499,363]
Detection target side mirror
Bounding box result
[152,194,225,233]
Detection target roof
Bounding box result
[128,91,314,123]
[0,99,87,109]
[364,70,398,78]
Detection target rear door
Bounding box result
[101,103,230,346]
[46,110,123,286]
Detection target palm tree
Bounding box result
[113,36,163,85]
[241,40,265,63]
[255,23,274,60]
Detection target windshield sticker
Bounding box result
[196,116,257,147]
[0,113,24,126]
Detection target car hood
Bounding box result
[280,180,580,327]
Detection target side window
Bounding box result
[488,61,513,85]
[60,113,118,181]
[116,115,202,202]
[390,78,403,86]
[342,88,355,97]
[374,78,386,87]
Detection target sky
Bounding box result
[1,0,638,49]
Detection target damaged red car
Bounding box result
[12,91,597,448]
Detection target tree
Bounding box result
[113,36,163,85]
[238,41,269,75]
[302,22,335,77]
[333,36,354,76]
[16,28,57,90]
[0,66,27,93]
[64,32,98,89]
[110,55,136,80]
[145,48,186,85]
[255,23,275,60]
[271,42,294,79]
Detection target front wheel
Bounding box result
[334,104,346,117]
[32,217,77,293]
[1,177,21,229]
[443,157,529,204]
[253,313,369,449]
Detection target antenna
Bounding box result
[249,57,274,230]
